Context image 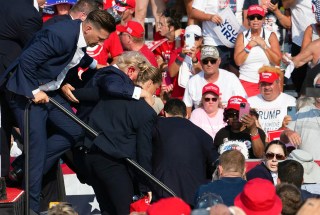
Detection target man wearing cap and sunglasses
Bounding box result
[248,66,296,133]
[183,45,247,118]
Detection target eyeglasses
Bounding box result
[202,58,217,65]
[265,152,285,160]
[248,15,264,21]
[204,97,218,102]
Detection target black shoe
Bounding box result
[8,167,23,183]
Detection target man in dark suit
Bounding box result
[0,0,43,178]
[0,10,116,213]
[152,99,216,207]
[74,51,158,215]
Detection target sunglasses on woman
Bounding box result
[202,58,217,65]
[248,15,263,21]
[265,152,285,160]
[204,97,218,102]
[226,112,239,119]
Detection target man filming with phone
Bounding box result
[214,96,266,159]
[168,25,203,100]
[280,74,320,160]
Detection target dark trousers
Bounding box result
[6,91,82,212]
[74,149,133,215]
[291,43,308,94]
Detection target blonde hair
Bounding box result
[258,65,282,78]
[48,202,78,215]
[117,51,151,73]
[136,66,162,85]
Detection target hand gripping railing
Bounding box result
[48,97,177,197]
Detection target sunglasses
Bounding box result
[195,36,202,41]
[204,97,218,102]
[202,58,217,65]
[248,15,264,21]
[227,112,239,119]
[265,152,285,160]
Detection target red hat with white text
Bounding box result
[247,5,265,17]
[202,83,220,96]
[226,96,247,111]
[259,71,279,83]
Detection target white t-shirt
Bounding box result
[190,108,226,140]
[183,69,247,108]
[248,93,296,132]
[192,0,244,46]
[291,0,316,47]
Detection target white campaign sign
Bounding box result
[213,7,244,48]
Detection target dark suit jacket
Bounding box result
[74,66,137,121]
[83,95,157,176]
[1,19,93,98]
[246,162,274,184]
[152,117,216,206]
[0,0,42,75]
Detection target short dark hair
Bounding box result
[265,140,287,157]
[70,0,99,15]
[161,8,182,30]
[276,183,302,215]
[278,160,304,187]
[86,9,116,33]
[164,99,187,117]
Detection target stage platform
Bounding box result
[0,187,24,215]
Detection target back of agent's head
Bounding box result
[85,9,116,33]
[278,160,304,188]
[48,202,78,215]
[164,99,187,118]
[219,150,245,175]
[276,183,303,215]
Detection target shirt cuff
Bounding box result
[89,59,97,69]
[132,87,141,100]
[32,88,40,95]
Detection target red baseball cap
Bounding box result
[117,21,144,38]
[113,0,136,12]
[147,197,191,215]
[247,5,265,17]
[234,178,282,215]
[202,83,220,96]
[259,71,279,83]
[226,96,247,111]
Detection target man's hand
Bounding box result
[210,14,223,25]
[297,198,320,215]
[61,83,79,103]
[284,130,301,146]
[32,91,49,104]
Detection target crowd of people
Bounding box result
[0,0,320,214]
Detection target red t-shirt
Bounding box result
[168,48,201,99]
[139,44,158,67]
[86,31,123,65]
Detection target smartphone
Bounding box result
[239,102,250,121]
[185,32,195,50]
[287,106,297,119]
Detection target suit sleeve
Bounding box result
[7,30,67,98]
[19,11,42,46]
[96,69,135,99]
